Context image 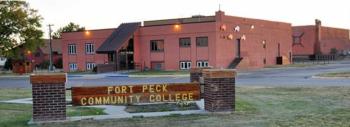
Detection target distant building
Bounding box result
[9,39,62,73]
[33,39,62,69]
[62,11,293,72]
[292,19,350,59]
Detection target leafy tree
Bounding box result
[52,22,85,39]
[54,58,62,69]
[0,1,43,58]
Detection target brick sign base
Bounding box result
[30,73,67,122]
[203,69,236,112]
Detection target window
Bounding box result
[68,44,76,54]
[86,63,95,71]
[196,37,208,47]
[69,63,77,71]
[180,61,191,70]
[150,40,164,52]
[293,37,301,44]
[179,37,191,47]
[85,43,94,54]
[196,61,209,68]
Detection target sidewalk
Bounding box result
[1,98,206,123]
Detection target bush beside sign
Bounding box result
[71,83,200,106]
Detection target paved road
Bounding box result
[1,60,350,88]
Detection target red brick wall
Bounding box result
[137,22,216,70]
[62,29,114,72]
[216,11,292,69]
[293,25,350,56]
[292,26,316,56]
[62,11,295,71]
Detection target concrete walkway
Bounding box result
[1,98,206,122]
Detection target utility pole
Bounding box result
[48,24,54,72]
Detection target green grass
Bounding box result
[0,89,105,127]
[317,71,350,78]
[265,63,325,68]
[0,88,32,101]
[67,107,106,116]
[128,70,189,75]
[0,103,106,127]
[1,87,350,127]
[67,71,95,75]
[0,71,27,76]
[125,103,199,113]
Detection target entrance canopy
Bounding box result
[96,22,141,53]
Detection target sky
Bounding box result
[27,0,350,38]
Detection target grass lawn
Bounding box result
[265,63,325,68]
[128,70,189,75]
[1,87,350,127]
[125,103,199,113]
[0,88,106,127]
[317,71,350,78]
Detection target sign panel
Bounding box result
[71,83,200,106]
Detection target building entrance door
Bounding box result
[118,39,134,70]
[236,39,241,58]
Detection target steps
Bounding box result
[228,57,243,69]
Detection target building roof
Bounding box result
[96,22,141,53]
[143,16,215,26]
[40,39,62,54]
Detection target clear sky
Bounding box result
[27,0,350,38]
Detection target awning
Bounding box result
[96,22,141,53]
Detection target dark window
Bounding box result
[196,60,209,68]
[150,40,164,52]
[293,37,301,44]
[86,62,95,71]
[85,43,94,54]
[179,38,191,47]
[68,44,76,54]
[196,37,208,47]
[180,61,191,70]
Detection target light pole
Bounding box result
[48,24,54,72]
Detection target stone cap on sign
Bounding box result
[30,73,67,84]
[202,69,236,78]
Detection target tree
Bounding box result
[52,22,85,39]
[0,1,43,58]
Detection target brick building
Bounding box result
[62,11,293,72]
[33,39,62,69]
[292,19,350,58]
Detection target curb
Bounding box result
[0,75,29,78]
[106,75,129,77]
[311,75,350,79]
